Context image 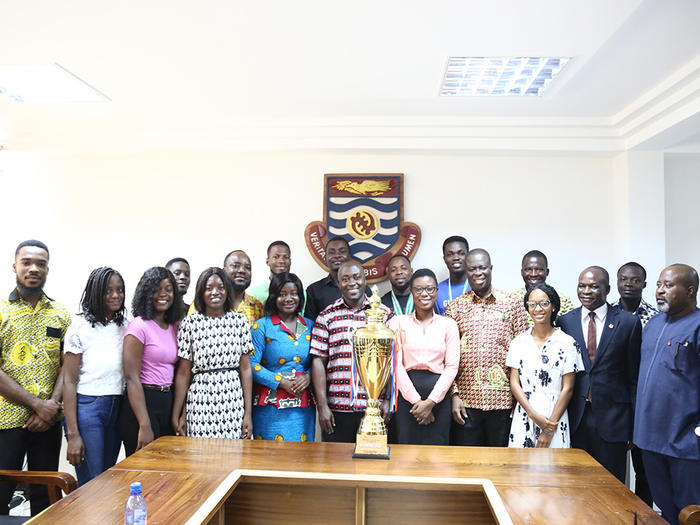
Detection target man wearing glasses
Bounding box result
[445,249,529,447]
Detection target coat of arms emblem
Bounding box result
[304,174,421,283]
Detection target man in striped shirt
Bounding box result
[310,260,393,443]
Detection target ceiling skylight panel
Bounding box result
[440,57,570,97]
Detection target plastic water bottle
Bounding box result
[124,482,147,525]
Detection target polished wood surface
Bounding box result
[27,437,663,524]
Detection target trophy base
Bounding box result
[352,433,390,460]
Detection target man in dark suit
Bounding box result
[557,266,641,482]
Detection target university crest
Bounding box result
[304,174,421,283]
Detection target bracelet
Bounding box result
[542,430,554,436]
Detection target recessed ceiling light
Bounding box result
[0,63,109,103]
[440,56,570,97]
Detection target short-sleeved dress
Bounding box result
[506,328,583,448]
[177,311,253,438]
[249,314,315,442]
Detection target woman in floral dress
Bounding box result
[506,283,583,448]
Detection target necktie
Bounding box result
[587,311,597,362]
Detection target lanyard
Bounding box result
[448,278,468,302]
[391,290,414,315]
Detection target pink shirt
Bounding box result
[125,317,178,386]
[388,313,460,404]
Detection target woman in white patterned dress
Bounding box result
[506,283,583,448]
[171,267,253,439]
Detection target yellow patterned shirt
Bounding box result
[0,290,71,429]
[187,293,263,326]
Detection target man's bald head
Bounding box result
[466,248,491,266]
[656,264,698,317]
[666,264,699,293]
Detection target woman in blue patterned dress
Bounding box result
[250,272,315,441]
[171,267,253,439]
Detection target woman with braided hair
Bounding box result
[62,267,128,485]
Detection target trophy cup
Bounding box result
[352,286,395,459]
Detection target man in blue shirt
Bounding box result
[634,264,700,525]
[435,236,470,315]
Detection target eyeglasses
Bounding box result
[413,286,437,295]
[526,300,551,309]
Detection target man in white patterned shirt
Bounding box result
[612,262,659,327]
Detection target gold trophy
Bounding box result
[352,286,394,459]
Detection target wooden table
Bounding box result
[27,437,663,524]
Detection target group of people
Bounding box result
[0,237,698,525]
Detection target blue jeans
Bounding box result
[64,394,122,486]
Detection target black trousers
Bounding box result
[450,408,510,447]
[0,423,61,515]
[396,370,450,445]
[321,411,363,443]
[571,402,627,483]
[118,388,174,457]
[631,444,653,506]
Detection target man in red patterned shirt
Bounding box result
[445,248,529,446]
[310,260,393,443]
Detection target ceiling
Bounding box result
[1,0,699,153]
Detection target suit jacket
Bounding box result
[557,305,641,443]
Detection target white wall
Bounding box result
[665,154,700,274]
[0,149,663,312]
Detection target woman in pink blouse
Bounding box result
[388,268,460,445]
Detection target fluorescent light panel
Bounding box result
[0,64,108,103]
[440,56,570,97]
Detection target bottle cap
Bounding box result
[130,482,142,495]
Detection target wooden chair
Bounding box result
[0,470,77,524]
[680,505,700,525]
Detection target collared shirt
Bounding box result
[512,286,576,328]
[310,296,393,412]
[445,288,529,410]
[388,313,460,404]
[0,290,71,429]
[611,298,658,327]
[187,293,263,326]
[581,303,608,349]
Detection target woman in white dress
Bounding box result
[506,284,583,448]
